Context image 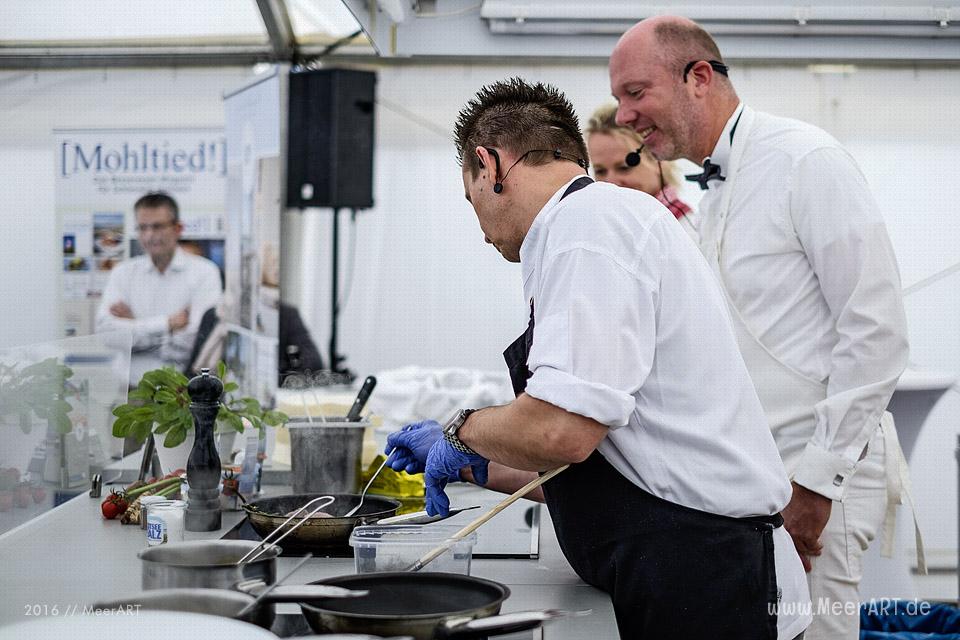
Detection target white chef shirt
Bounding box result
[95,248,222,385]
[519,177,792,518]
[698,104,909,500]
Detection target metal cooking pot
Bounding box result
[138,540,280,590]
[299,572,586,640]
[243,493,400,551]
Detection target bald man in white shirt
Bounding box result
[610,16,909,640]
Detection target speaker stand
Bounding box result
[329,206,354,380]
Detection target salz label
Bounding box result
[146,520,166,545]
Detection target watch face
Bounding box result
[444,410,467,435]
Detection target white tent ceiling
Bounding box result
[345,0,960,63]
[1,0,958,67]
[0,0,372,68]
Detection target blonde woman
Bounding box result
[586,103,696,237]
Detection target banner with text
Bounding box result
[54,128,226,337]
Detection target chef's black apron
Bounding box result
[503,176,780,640]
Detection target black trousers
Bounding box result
[543,452,780,640]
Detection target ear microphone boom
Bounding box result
[481,147,505,193]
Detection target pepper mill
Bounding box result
[185,368,222,531]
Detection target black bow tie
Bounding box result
[685,158,725,190]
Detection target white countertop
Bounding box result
[0,482,616,638]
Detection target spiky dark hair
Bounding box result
[454,77,589,176]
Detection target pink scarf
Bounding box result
[656,185,692,220]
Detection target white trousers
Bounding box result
[803,428,887,640]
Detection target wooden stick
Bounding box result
[407,464,569,572]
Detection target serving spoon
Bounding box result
[342,447,395,518]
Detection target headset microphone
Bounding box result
[487,147,586,195]
[481,147,505,194]
[620,143,682,212]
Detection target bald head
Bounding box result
[609,15,739,163]
[614,15,726,80]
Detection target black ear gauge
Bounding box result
[625,148,642,167]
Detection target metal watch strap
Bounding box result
[443,429,479,456]
[443,408,479,455]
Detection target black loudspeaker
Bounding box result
[286,68,376,209]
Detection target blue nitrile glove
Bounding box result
[423,439,489,517]
[385,421,457,481]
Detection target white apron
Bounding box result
[697,107,924,572]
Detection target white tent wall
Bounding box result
[0,68,251,350]
[1,63,959,593]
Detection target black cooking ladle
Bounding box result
[346,375,377,421]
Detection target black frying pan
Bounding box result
[300,572,564,639]
[242,493,400,551]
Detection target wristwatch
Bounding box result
[442,409,479,455]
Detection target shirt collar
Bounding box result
[519,176,584,266]
[147,247,186,275]
[519,175,586,290]
[704,101,745,172]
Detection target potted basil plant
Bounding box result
[0,357,74,435]
[111,362,287,470]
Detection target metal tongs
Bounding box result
[236,495,336,565]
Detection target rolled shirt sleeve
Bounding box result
[789,147,909,499]
[524,244,657,428]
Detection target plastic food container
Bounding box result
[349,524,478,575]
